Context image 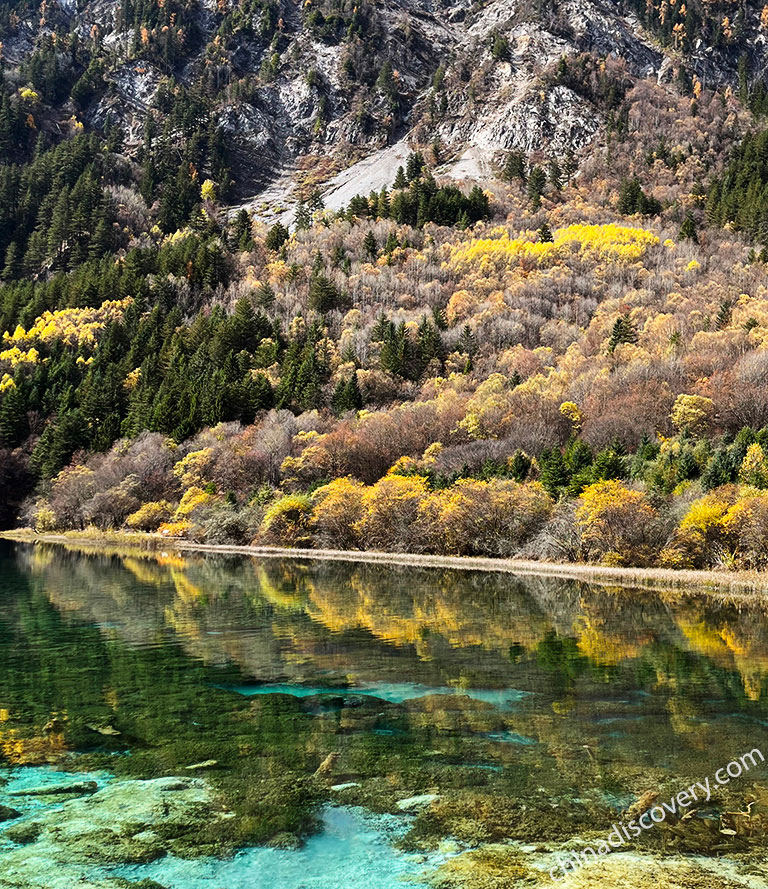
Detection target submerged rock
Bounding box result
[4,820,42,844]
[428,844,532,888]
[0,805,21,822]
[0,775,222,888]
[396,793,440,812]
[9,781,97,798]
[550,854,759,888]
[184,760,218,771]
[430,846,764,889]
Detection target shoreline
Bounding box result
[3,528,768,596]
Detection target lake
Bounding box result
[0,540,766,889]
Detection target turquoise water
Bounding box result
[108,806,449,889]
[0,765,111,826]
[223,681,531,708]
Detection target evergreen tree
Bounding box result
[548,159,562,191]
[331,372,362,413]
[539,448,569,498]
[229,298,259,351]
[432,305,448,330]
[363,230,378,261]
[503,151,526,182]
[716,299,733,330]
[265,221,289,250]
[490,30,509,61]
[378,187,391,218]
[608,315,638,351]
[679,211,699,242]
[509,450,531,482]
[2,242,20,280]
[295,200,311,231]
[527,165,546,210]
[417,316,442,366]
[0,387,28,446]
[295,346,321,409]
[458,324,478,356]
[538,222,554,242]
[376,61,399,107]
[256,282,276,308]
[309,273,340,313]
[406,151,425,182]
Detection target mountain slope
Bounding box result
[2,0,768,573]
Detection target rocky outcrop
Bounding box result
[1,0,765,211]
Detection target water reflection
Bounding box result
[1,541,767,884]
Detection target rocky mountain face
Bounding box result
[1,0,765,204]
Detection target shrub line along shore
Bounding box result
[3,528,768,597]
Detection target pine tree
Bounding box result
[458,324,478,356]
[608,315,639,351]
[393,166,407,189]
[417,316,442,366]
[376,61,398,107]
[378,187,390,218]
[490,30,509,61]
[345,371,362,410]
[716,299,733,330]
[679,212,698,242]
[89,210,114,260]
[295,346,321,409]
[527,165,546,210]
[231,209,253,250]
[432,305,448,330]
[538,223,553,243]
[265,221,289,250]
[256,282,276,308]
[371,313,394,342]
[331,372,362,414]
[308,273,340,313]
[406,151,425,182]
[539,448,570,498]
[503,151,526,182]
[384,231,399,255]
[0,387,28,447]
[363,230,378,261]
[230,298,259,351]
[330,378,347,414]
[548,158,562,191]
[509,450,531,482]
[295,199,311,231]
[2,242,20,280]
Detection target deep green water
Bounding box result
[0,541,767,888]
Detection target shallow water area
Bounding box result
[107,805,448,889]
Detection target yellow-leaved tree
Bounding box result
[354,475,429,551]
[423,479,552,557]
[312,477,366,549]
[576,480,658,566]
[670,394,714,435]
[660,485,742,569]
[260,494,314,547]
[739,443,768,489]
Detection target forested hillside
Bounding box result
[2,0,768,569]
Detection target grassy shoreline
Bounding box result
[4,527,768,596]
